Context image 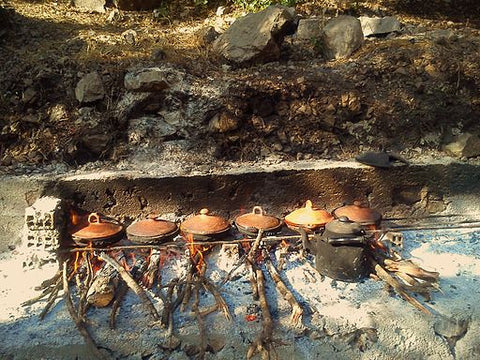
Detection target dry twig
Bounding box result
[263,250,304,328]
[62,261,109,360]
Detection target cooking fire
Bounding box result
[1,196,479,359]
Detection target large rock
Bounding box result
[321,15,364,60]
[295,18,323,41]
[213,5,297,64]
[124,66,183,92]
[73,0,106,13]
[444,133,480,158]
[75,72,105,103]
[359,16,401,37]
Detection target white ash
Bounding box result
[0,229,479,359]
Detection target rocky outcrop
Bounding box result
[321,15,364,60]
[75,72,105,103]
[213,5,297,65]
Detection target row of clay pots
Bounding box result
[70,201,381,246]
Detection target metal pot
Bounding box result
[126,215,178,244]
[332,201,382,227]
[235,206,283,237]
[308,217,371,282]
[71,213,124,246]
[180,208,231,241]
[284,200,333,232]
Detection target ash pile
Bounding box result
[1,198,478,359]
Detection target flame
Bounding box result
[281,239,289,248]
[187,233,210,274]
[366,224,388,252]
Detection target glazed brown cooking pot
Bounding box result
[180,208,231,241]
[235,206,283,237]
[332,201,382,227]
[126,215,178,244]
[284,200,333,232]
[71,213,124,246]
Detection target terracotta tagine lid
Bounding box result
[284,200,333,230]
[235,206,282,233]
[71,213,123,241]
[180,208,230,236]
[126,215,178,240]
[333,201,382,225]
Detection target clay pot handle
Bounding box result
[88,213,100,224]
[200,208,209,215]
[252,206,264,215]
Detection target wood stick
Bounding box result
[190,303,219,317]
[384,259,440,281]
[247,266,274,360]
[247,229,264,265]
[35,270,61,291]
[23,277,62,307]
[161,281,176,328]
[180,272,193,312]
[62,261,109,360]
[248,261,258,300]
[100,252,160,321]
[39,278,62,320]
[203,279,232,321]
[263,250,303,327]
[192,282,207,359]
[372,259,431,315]
[109,280,128,330]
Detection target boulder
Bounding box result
[359,16,401,37]
[444,133,480,158]
[213,5,297,65]
[295,18,323,41]
[73,0,106,13]
[124,66,183,92]
[75,72,105,103]
[321,15,364,60]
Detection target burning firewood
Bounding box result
[99,251,160,321]
[141,249,161,289]
[86,261,117,308]
[263,250,304,328]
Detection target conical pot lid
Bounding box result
[71,213,123,240]
[180,208,230,236]
[284,200,333,229]
[127,215,178,239]
[235,206,282,232]
[333,201,381,225]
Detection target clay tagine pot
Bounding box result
[284,200,333,232]
[71,213,124,246]
[126,215,178,244]
[235,206,283,237]
[332,201,382,226]
[180,208,231,241]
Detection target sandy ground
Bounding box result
[0,227,479,359]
